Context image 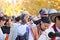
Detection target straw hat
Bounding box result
[49,12,60,22]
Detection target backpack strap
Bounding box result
[51,24,58,40]
[15,35,24,40]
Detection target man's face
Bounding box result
[24,14,30,22]
[41,11,48,17]
[56,16,60,28]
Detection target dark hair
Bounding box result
[12,16,15,19]
[56,16,60,20]
[4,18,12,25]
[28,16,33,22]
[54,17,56,23]
[4,15,8,18]
[54,16,60,22]
[21,14,27,24]
[0,17,6,21]
[41,17,50,24]
[11,16,15,21]
[15,16,21,22]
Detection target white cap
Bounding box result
[48,9,57,14]
[22,11,30,15]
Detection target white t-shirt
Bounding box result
[0,28,4,40]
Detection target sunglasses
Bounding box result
[43,14,48,15]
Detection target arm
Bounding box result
[30,27,38,40]
[33,27,38,40]
[28,30,34,40]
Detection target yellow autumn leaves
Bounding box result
[0,0,60,16]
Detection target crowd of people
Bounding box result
[0,8,60,40]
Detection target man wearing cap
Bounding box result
[48,9,57,27]
[9,11,30,40]
[28,8,49,40]
[38,11,60,40]
[34,8,48,25]
[39,8,48,17]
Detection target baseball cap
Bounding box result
[39,8,48,15]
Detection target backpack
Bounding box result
[15,27,29,40]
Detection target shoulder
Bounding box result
[44,26,54,34]
[17,25,27,36]
[0,28,3,35]
[38,27,54,40]
[43,23,55,34]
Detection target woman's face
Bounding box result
[41,21,49,31]
[44,23,50,28]
[0,20,5,27]
[6,19,12,26]
[56,17,60,28]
